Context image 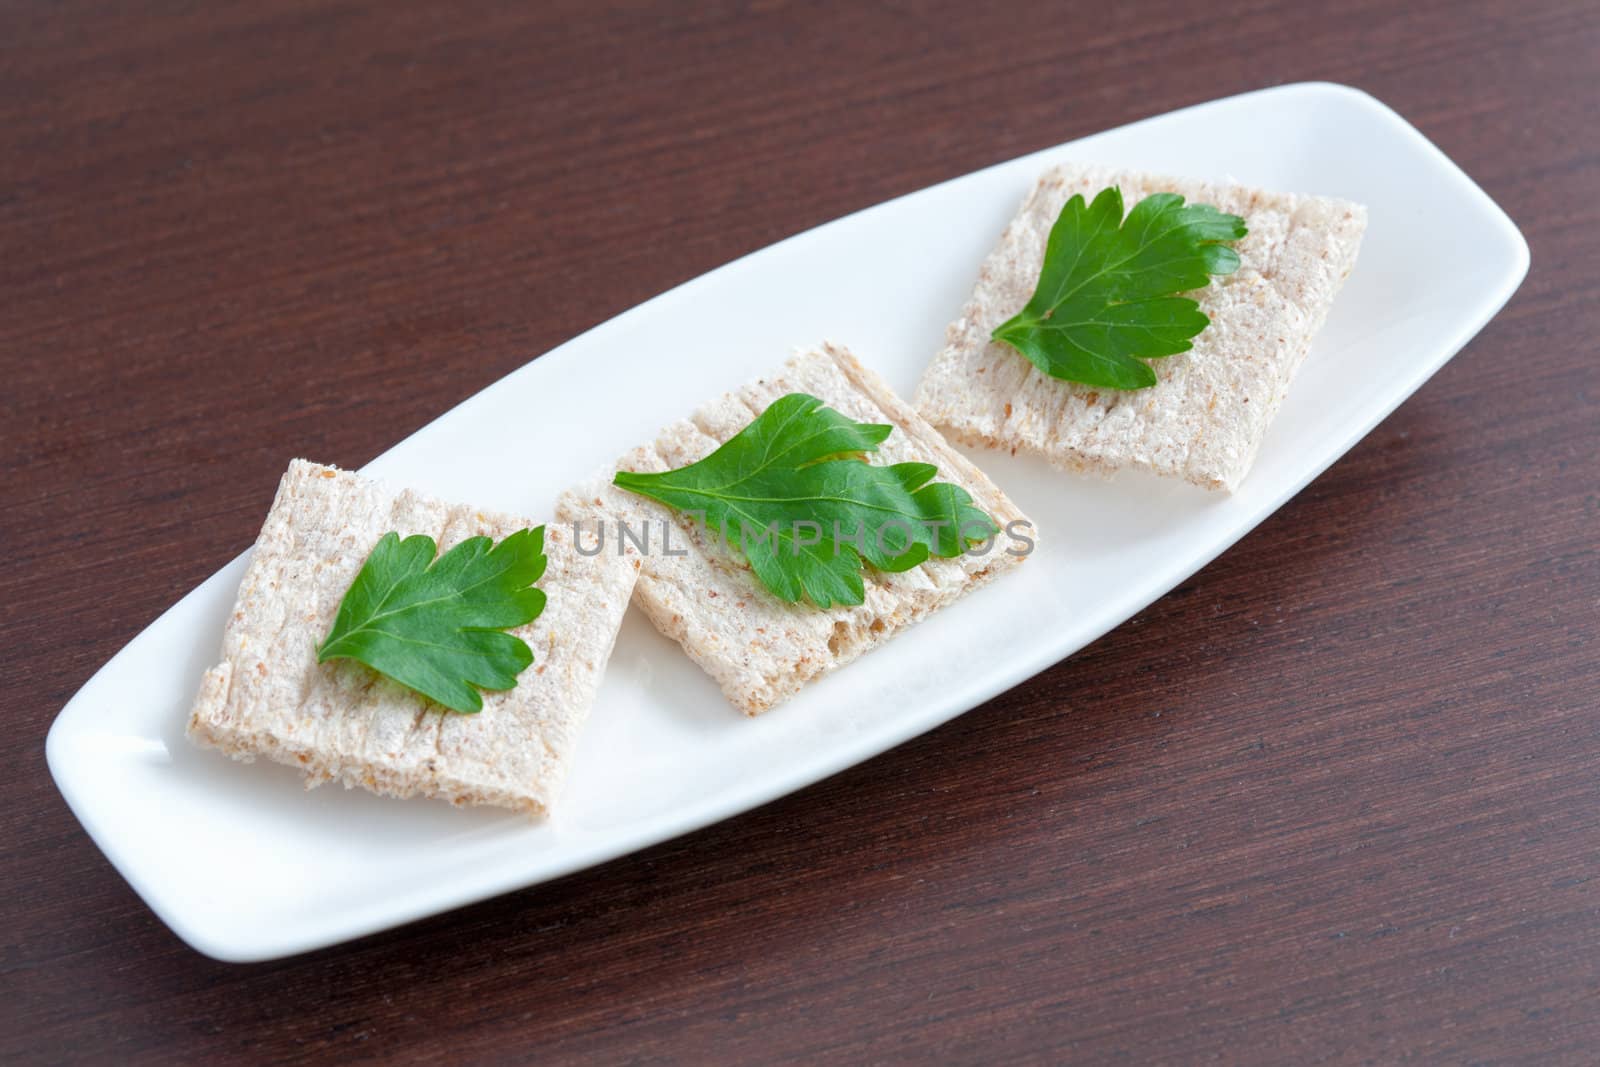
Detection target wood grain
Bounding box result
[3,0,1597,1061]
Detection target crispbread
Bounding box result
[915,162,1367,491]
[187,460,639,815]
[584,342,1032,716]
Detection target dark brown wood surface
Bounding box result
[4,0,1596,1061]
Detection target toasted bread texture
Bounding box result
[915,162,1367,491]
[583,342,1033,716]
[187,460,639,815]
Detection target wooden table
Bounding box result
[5,1,1596,1060]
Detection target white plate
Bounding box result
[47,83,1528,962]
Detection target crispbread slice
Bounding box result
[584,342,1032,716]
[187,460,640,815]
[915,162,1367,491]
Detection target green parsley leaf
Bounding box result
[316,527,548,713]
[612,393,997,609]
[991,186,1247,390]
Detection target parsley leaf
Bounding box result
[991,186,1247,390]
[316,527,548,713]
[613,393,997,608]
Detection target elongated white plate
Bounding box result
[48,83,1528,961]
